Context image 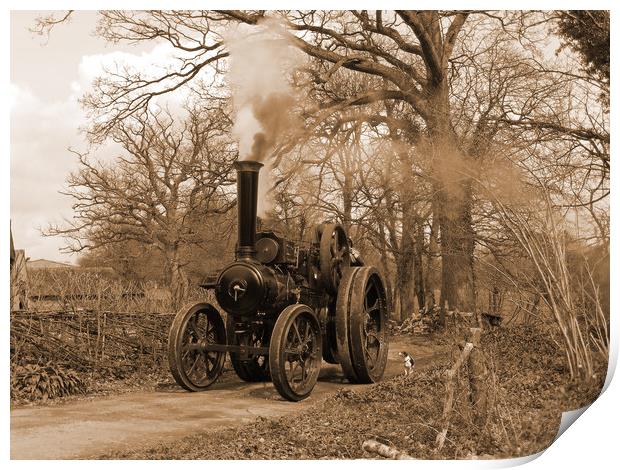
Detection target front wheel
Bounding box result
[269,304,322,401]
[168,303,226,392]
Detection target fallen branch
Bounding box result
[362,440,414,460]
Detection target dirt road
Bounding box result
[11,335,446,459]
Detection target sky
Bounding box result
[10,11,158,264]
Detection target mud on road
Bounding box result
[11,334,447,459]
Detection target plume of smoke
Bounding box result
[226,19,302,216]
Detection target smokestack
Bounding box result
[234,160,263,260]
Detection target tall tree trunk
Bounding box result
[298,211,307,241]
[396,203,418,321]
[436,180,476,313]
[377,221,394,314]
[427,83,477,318]
[395,253,416,321]
[342,167,353,232]
[165,246,188,311]
[425,207,439,312]
[413,219,426,310]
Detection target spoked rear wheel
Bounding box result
[335,267,362,383]
[348,267,389,383]
[269,304,322,401]
[168,303,226,392]
[226,316,270,382]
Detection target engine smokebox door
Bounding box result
[215,262,265,315]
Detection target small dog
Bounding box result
[398,351,415,376]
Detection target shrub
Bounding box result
[11,363,87,402]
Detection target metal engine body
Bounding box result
[215,231,328,317]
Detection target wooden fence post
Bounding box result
[467,327,489,427]
[436,339,474,451]
[436,327,490,452]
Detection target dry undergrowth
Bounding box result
[100,324,606,460]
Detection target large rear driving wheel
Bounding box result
[348,267,389,383]
[226,316,270,382]
[335,267,362,383]
[269,304,322,401]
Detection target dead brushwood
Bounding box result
[11,363,87,401]
[488,193,605,381]
[10,309,175,377]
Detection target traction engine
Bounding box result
[168,161,389,401]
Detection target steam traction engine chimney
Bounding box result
[234,160,263,260]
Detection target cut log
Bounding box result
[362,440,414,460]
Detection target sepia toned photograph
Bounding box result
[9,7,610,461]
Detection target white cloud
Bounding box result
[10,41,207,263]
[71,42,201,112]
[10,82,85,262]
[9,83,37,111]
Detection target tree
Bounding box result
[47,105,237,308]
[37,10,608,318]
[556,11,609,87]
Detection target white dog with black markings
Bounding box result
[398,351,415,376]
